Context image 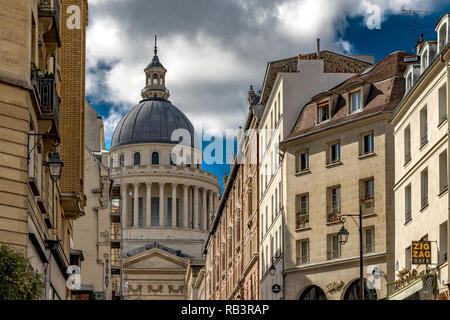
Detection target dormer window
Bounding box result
[317,102,329,123]
[421,49,428,73]
[437,15,449,53]
[350,90,362,113]
[406,72,413,91]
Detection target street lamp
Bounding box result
[47,148,63,181]
[338,225,349,245]
[269,264,276,276]
[339,206,364,300]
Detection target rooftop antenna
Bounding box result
[401,5,430,52]
[154,35,158,56]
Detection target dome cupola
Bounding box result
[141,35,170,100]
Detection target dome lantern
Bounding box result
[141,35,170,100]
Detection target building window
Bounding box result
[421,168,428,209]
[361,133,374,155]
[364,227,375,253]
[404,125,411,164]
[119,154,124,167]
[152,152,159,165]
[296,239,310,265]
[134,152,141,165]
[151,198,159,226]
[329,142,341,164]
[318,102,329,123]
[406,72,413,91]
[296,193,309,229]
[421,49,428,72]
[405,246,412,271]
[438,221,448,266]
[328,234,340,260]
[327,186,341,223]
[405,184,412,222]
[439,150,448,194]
[420,106,428,147]
[438,83,447,125]
[438,23,448,52]
[131,197,144,227]
[297,151,309,172]
[265,206,268,232]
[360,178,375,216]
[350,90,362,113]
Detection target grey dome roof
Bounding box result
[147,55,164,68]
[110,97,198,149]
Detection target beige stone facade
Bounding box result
[0,0,87,299]
[204,90,260,300]
[390,15,450,300]
[280,52,411,300]
[258,50,371,299]
[72,101,111,299]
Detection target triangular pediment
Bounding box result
[123,247,189,269]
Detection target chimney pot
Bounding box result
[316,38,321,59]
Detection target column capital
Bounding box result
[158,182,165,187]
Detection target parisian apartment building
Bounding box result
[0,0,88,299]
[257,49,371,299]
[280,51,412,300]
[390,13,450,300]
[203,87,261,300]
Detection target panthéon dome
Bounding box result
[110,37,198,150]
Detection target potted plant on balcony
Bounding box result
[37,67,47,78]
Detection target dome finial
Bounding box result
[154,35,158,56]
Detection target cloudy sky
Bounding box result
[86,0,449,185]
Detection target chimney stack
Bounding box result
[316,38,321,59]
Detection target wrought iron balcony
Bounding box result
[296,255,310,265]
[421,196,428,209]
[327,208,341,223]
[296,211,309,229]
[363,244,374,254]
[31,64,60,131]
[327,250,341,260]
[38,0,61,47]
[404,152,411,164]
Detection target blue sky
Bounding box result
[85,0,450,190]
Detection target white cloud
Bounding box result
[86,0,441,148]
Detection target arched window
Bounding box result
[299,285,327,300]
[119,154,124,167]
[343,279,374,300]
[152,152,159,165]
[134,152,141,165]
[160,75,164,85]
[153,74,158,85]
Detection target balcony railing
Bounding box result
[296,211,309,229]
[31,64,60,131]
[363,244,374,254]
[421,196,428,209]
[327,208,341,223]
[296,255,310,265]
[404,152,411,164]
[327,250,341,260]
[421,134,428,147]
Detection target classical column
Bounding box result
[159,182,165,227]
[133,183,139,227]
[202,189,207,230]
[208,191,213,226]
[193,186,199,229]
[183,185,189,228]
[121,183,128,229]
[146,182,152,226]
[171,183,177,227]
